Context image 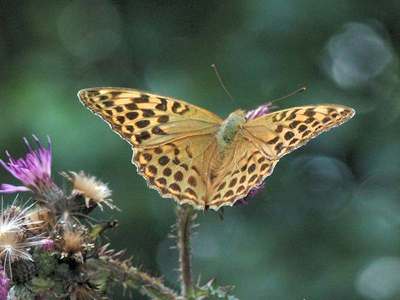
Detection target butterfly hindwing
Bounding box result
[133,134,218,209]
[208,134,278,209]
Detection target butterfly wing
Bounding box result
[134,134,219,209]
[78,87,223,208]
[207,104,354,209]
[207,134,278,209]
[78,87,223,148]
[242,104,355,159]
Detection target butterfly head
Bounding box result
[231,109,246,118]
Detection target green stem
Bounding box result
[176,205,195,298]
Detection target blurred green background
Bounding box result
[1,1,400,299]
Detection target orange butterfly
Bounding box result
[78,87,355,210]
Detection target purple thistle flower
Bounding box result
[235,182,266,206]
[0,266,9,300]
[0,136,59,200]
[245,102,273,120]
[247,181,266,198]
[41,238,55,251]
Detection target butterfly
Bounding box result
[78,87,355,210]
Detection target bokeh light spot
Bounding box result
[57,0,122,62]
[323,22,393,88]
[356,257,400,299]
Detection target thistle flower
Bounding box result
[0,199,47,278]
[0,266,9,300]
[245,102,273,120]
[41,238,55,251]
[0,136,62,202]
[235,182,266,206]
[247,181,266,198]
[62,171,116,211]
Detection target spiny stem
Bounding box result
[102,258,178,300]
[132,269,179,300]
[176,205,196,298]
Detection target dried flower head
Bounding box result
[0,136,62,202]
[62,171,115,211]
[26,207,53,233]
[62,230,84,254]
[57,225,93,261]
[0,199,47,277]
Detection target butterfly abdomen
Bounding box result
[216,110,246,150]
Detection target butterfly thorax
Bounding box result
[216,110,246,151]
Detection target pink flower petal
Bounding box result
[0,267,9,300]
[0,184,31,193]
[245,103,273,120]
[0,136,54,195]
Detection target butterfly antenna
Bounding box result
[211,64,235,102]
[270,86,307,104]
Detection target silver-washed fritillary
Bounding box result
[78,87,355,210]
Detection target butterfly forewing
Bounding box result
[243,104,355,159]
[78,88,222,148]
